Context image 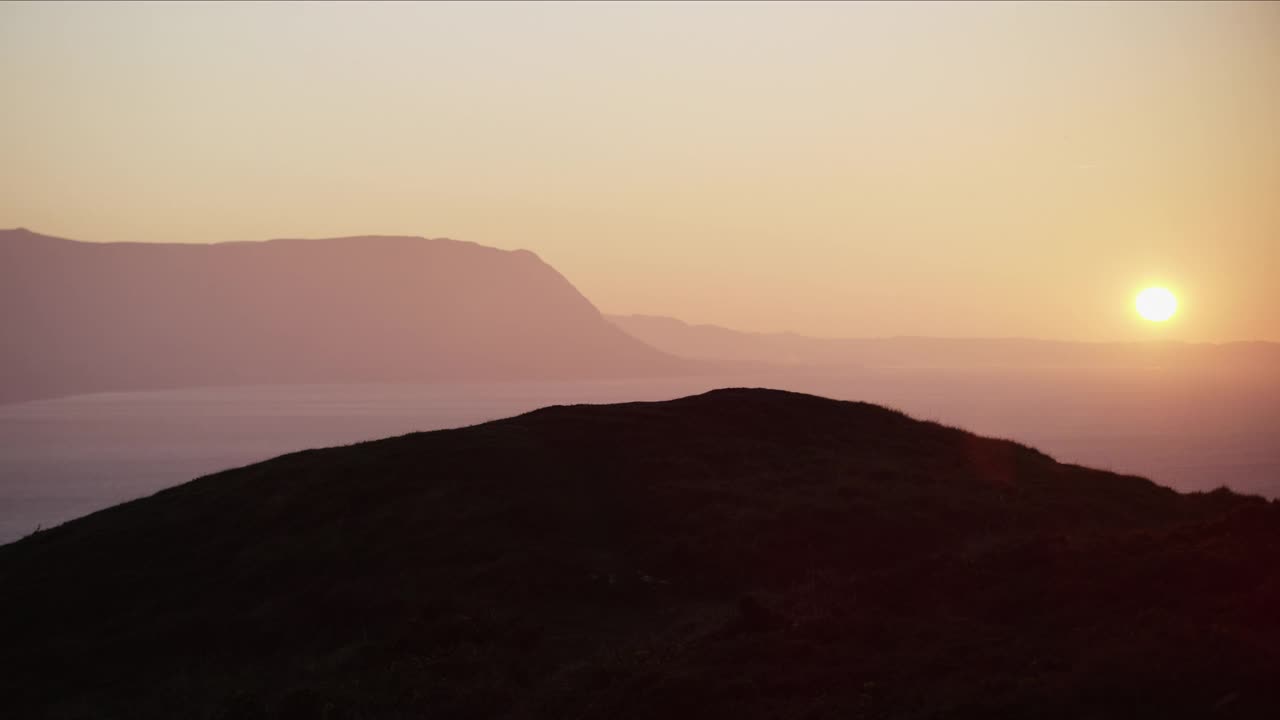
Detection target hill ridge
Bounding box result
[2,388,1275,718]
[0,229,696,403]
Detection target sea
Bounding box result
[3,369,1277,545]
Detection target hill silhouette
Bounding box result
[1,388,1276,718]
[610,313,1280,372]
[0,229,695,403]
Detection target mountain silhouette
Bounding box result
[2,388,1276,718]
[610,313,1280,372]
[0,229,695,403]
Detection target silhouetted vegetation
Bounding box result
[1,389,1275,718]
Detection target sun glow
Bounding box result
[1135,287,1177,322]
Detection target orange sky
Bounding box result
[2,1,1277,341]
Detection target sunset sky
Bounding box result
[3,1,1277,341]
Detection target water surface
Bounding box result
[3,371,1276,545]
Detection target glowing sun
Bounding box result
[1135,287,1177,322]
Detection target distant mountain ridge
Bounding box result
[0,388,1276,718]
[609,312,1280,371]
[0,229,696,403]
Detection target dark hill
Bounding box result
[1,389,1277,718]
[0,228,693,403]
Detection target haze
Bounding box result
[3,1,1277,341]
[4,5,1280,713]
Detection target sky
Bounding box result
[2,1,1277,342]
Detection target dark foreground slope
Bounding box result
[0,229,691,403]
[1,389,1277,719]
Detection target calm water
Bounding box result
[2,371,1277,545]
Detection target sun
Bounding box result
[1135,287,1177,322]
